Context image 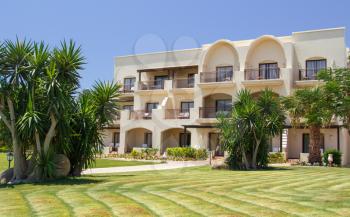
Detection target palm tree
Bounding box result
[0,39,33,180]
[68,81,120,176]
[282,88,334,164]
[218,89,285,169]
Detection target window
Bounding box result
[181,101,194,113]
[179,133,191,147]
[306,59,326,79]
[123,105,134,111]
[259,63,278,79]
[216,66,233,82]
[216,99,232,117]
[124,77,136,91]
[154,75,168,88]
[302,133,325,153]
[216,99,232,112]
[144,133,152,147]
[188,74,195,87]
[302,133,310,153]
[112,132,120,151]
[145,103,158,113]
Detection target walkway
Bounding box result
[82,160,209,175]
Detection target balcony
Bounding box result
[164,109,190,119]
[242,68,283,87]
[129,110,152,120]
[199,107,231,118]
[198,72,235,88]
[173,78,194,88]
[295,69,323,87]
[138,80,165,90]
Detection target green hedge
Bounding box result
[166,147,208,160]
[268,152,285,164]
[323,149,342,166]
[130,148,159,160]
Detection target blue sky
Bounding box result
[1,0,349,89]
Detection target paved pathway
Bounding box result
[82,160,209,175]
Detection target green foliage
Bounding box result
[166,147,207,160]
[318,68,350,132]
[323,149,342,166]
[195,148,208,160]
[282,87,334,128]
[218,89,285,169]
[35,151,55,180]
[129,148,159,160]
[268,152,286,164]
[68,81,120,176]
[0,38,120,180]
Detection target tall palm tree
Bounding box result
[218,89,285,169]
[0,39,33,180]
[69,81,120,176]
[282,88,334,164]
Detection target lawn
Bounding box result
[0,152,12,173]
[0,166,350,217]
[0,153,156,173]
[92,158,158,168]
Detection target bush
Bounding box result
[166,147,207,160]
[268,152,285,164]
[195,149,208,160]
[323,149,342,166]
[129,148,159,160]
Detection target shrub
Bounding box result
[166,147,207,160]
[131,150,140,159]
[268,152,285,164]
[323,149,342,166]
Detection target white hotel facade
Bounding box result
[103,27,350,165]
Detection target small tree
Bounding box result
[218,89,285,169]
[282,87,334,164]
[318,68,350,133]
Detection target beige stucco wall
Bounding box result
[287,128,338,159]
[111,27,349,164]
[245,38,286,68]
[202,41,239,72]
[101,129,120,146]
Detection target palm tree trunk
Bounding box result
[43,113,57,153]
[7,98,27,180]
[309,125,322,164]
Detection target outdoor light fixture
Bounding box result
[6,152,13,169]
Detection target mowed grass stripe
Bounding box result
[56,188,113,217]
[25,191,71,217]
[145,189,246,217]
[87,190,153,217]
[171,186,293,217]
[0,189,31,217]
[116,188,202,217]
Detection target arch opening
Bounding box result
[125,128,152,152]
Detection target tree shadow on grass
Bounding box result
[0,174,136,188]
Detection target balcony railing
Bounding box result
[138,80,165,90]
[165,109,190,119]
[244,68,280,80]
[121,84,135,93]
[200,72,233,83]
[199,107,231,118]
[129,110,152,120]
[298,69,321,80]
[173,78,195,88]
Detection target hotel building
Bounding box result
[103,27,350,165]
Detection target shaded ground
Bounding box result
[1,166,350,216]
